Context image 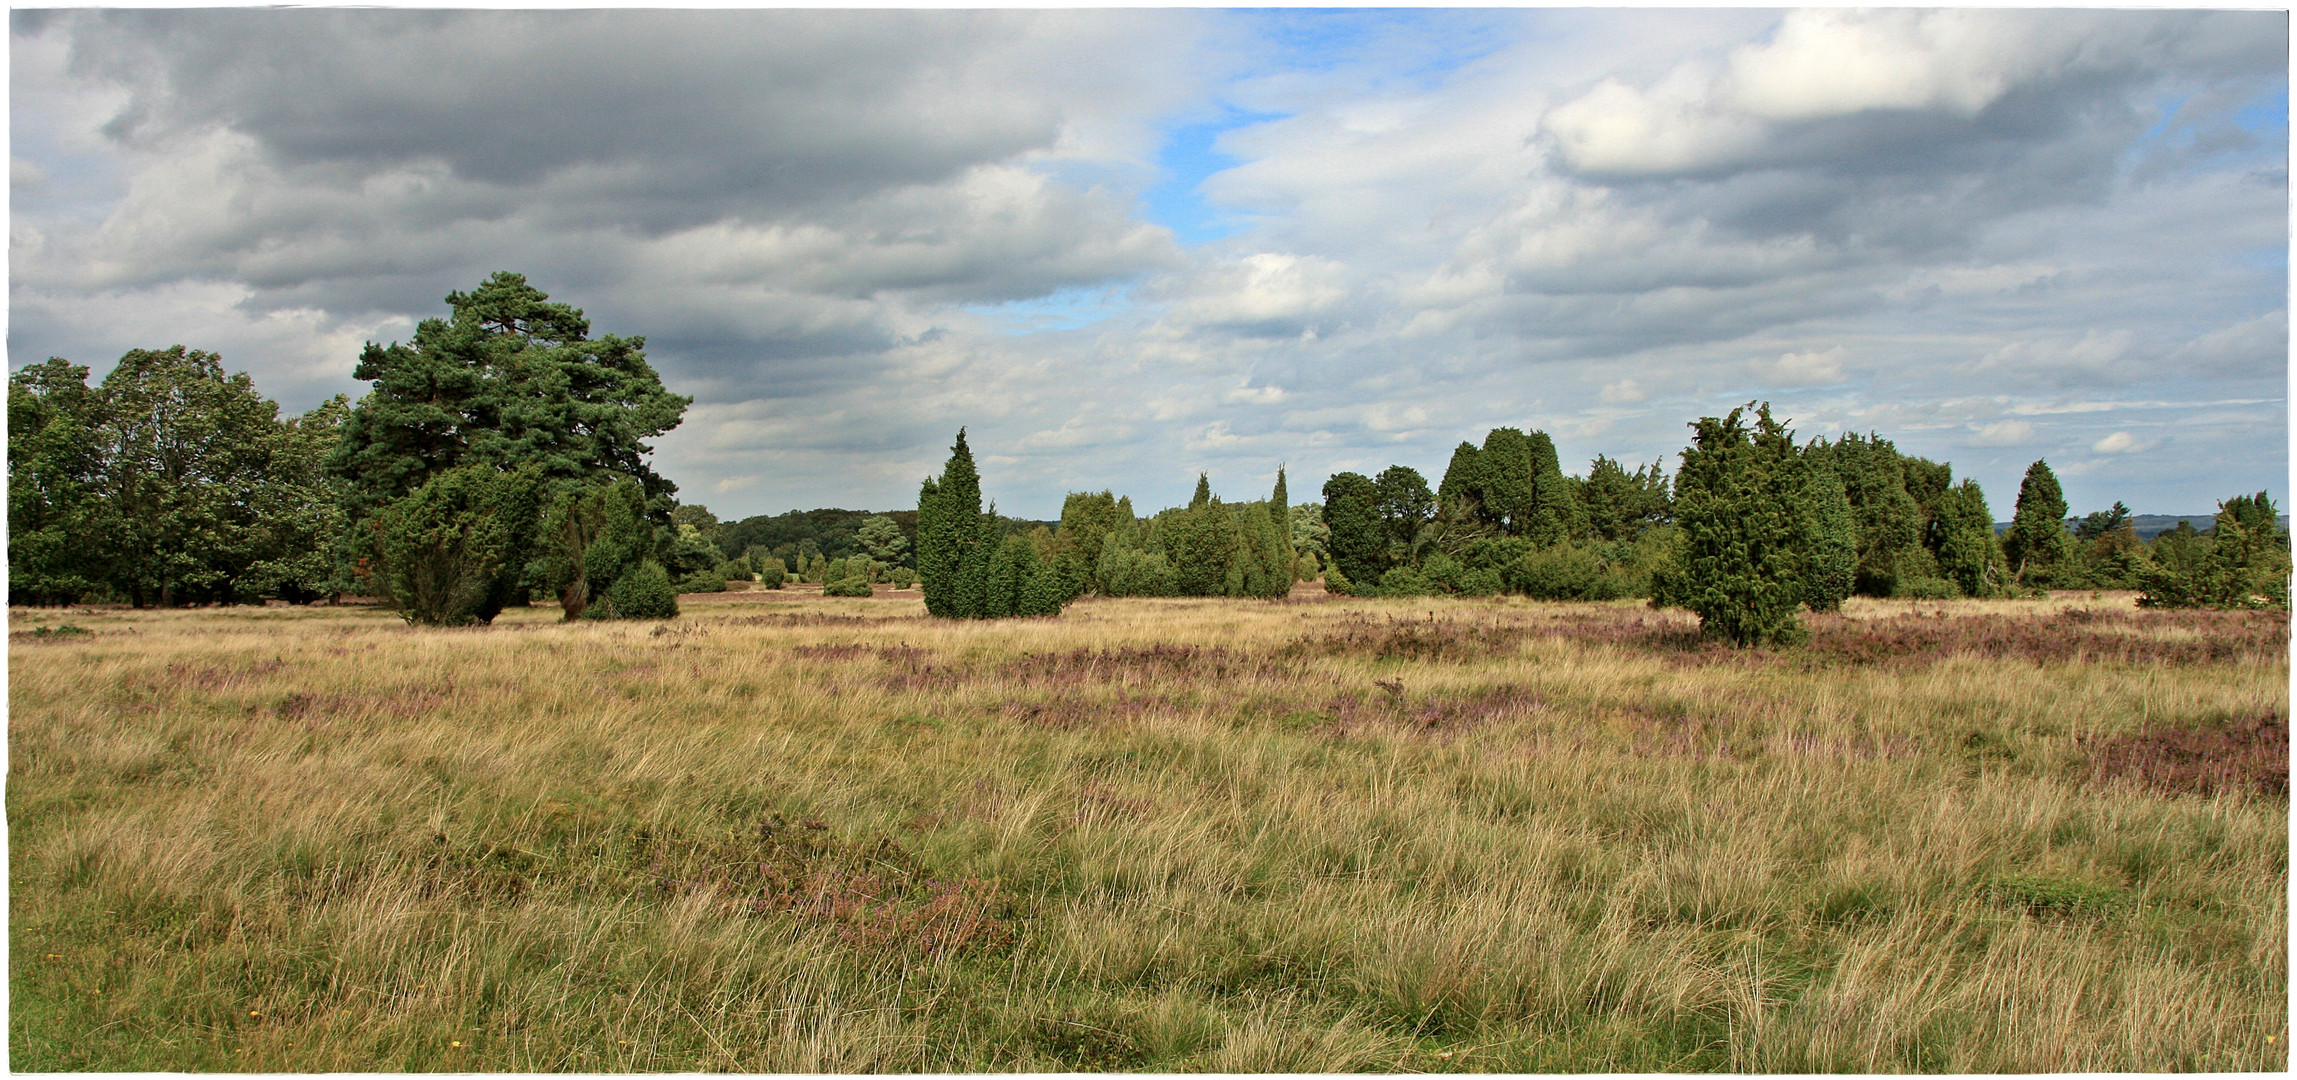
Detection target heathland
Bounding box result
[8,587,2288,1071]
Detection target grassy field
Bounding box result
[8,587,2288,1071]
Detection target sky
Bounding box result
[10,7,2289,521]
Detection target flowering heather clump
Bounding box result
[2082,713,2288,799]
[1288,614,1529,662]
[1314,683,1548,737]
[1509,607,2288,669]
[727,612,873,626]
[1800,610,2289,667]
[1000,691,1176,730]
[1000,643,1288,685]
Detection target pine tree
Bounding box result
[1190,472,1212,509]
[2004,459,2072,587]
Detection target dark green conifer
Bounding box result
[1799,458,1857,613]
[2003,459,2073,586]
[917,430,985,617]
[1437,441,1485,521]
[1668,403,1807,646]
[1321,471,1386,586]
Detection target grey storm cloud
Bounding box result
[9,7,2286,519]
[72,10,1064,208]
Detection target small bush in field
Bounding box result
[1375,566,1436,597]
[677,567,728,593]
[823,577,873,598]
[588,559,679,620]
[1987,874,2129,918]
[22,623,93,641]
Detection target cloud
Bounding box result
[1966,420,2036,447]
[1599,378,1646,405]
[1750,345,1849,387]
[1541,10,2281,179]
[2091,431,2155,454]
[2167,311,2288,380]
[1966,330,2137,389]
[1161,252,1352,334]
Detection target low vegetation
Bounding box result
[10,589,2286,1070]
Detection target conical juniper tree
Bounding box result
[1437,441,1485,523]
[2003,459,2073,587]
[1799,456,1858,613]
[1933,479,2007,598]
[916,429,983,617]
[1667,403,1809,646]
[1321,471,1386,586]
[1804,432,1925,596]
[917,430,1065,618]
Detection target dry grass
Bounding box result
[8,590,2287,1071]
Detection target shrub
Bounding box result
[1507,544,1609,601]
[589,559,678,620]
[1457,567,1504,597]
[1421,552,1464,593]
[1375,566,1437,597]
[756,557,787,589]
[2140,493,2291,610]
[891,566,916,589]
[1099,544,1175,597]
[364,464,529,627]
[1017,558,1067,616]
[676,568,728,593]
[823,576,872,598]
[1322,563,1354,596]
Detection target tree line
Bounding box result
[916,408,2288,641]
[12,273,2287,637]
